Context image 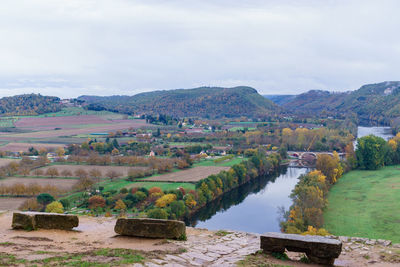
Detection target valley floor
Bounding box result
[324,165,400,243]
[0,211,399,266]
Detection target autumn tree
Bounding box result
[45,167,59,178]
[106,170,121,182]
[74,168,88,179]
[88,195,106,209]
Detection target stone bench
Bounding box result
[12,212,79,231]
[260,232,342,265]
[114,218,186,239]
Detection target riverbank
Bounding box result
[323,165,400,243]
[0,211,399,266]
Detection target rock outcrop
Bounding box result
[12,212,79,230]
[260,232,342,265]
[114,218,186,239]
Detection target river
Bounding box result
[189,167,309,233]
[189,126,394,233]
[357,126,393,141]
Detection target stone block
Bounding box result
[260,232,342,265]
[12,212,79,230]
[114,218,186,239]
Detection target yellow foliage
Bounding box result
[302,226,330,236]
[114,199,126,210]
[388,139,398,150]
[282,128,293,136]
[155,193,176,208]
[45,201,64,213]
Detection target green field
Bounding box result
[324,165,400,242]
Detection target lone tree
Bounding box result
[37,193,55,210]
[356,135,386,170]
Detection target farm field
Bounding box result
[0,197,27,210]
[0,142,64,152]
[140,166,229,183]
[0,158,20,167]
[0,177,78,190]
[0,107,150,144]
[324,165,400,243]
[38,165,150,177]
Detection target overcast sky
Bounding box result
[0,0,399,98]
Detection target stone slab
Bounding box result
[12,212,79,230]
[114,218,186,239]
[260,232,342,265]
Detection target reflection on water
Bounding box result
[188,167,309,233]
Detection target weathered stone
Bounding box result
[377,239,392,246]
[12,212,78,230]
[260,232,342,265]
[114,218,186,239]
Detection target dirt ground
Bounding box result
[0,158,20,167]
[141,166,230,183]
[0,198,27,210]
[37,165,149,177]
[0,212,182,262]
[0,211,398,266]
[0,177,77,190]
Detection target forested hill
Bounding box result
[0,94,61,116]
[280,81,400,124]
[78,86,279,118]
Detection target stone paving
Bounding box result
[144,230,260,267]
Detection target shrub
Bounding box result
[45,201,64,213]
[155,194,176,208]
[147,208,168,219]
[114,199,126,211]
[148,187,162,195]
[120,188,128,194]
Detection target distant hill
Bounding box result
[0,94,61,116]
[281,81,400,124]
[78,86,279,118]
[263,95,296,105]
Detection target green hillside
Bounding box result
[79,86,279,118]
[282,81,400,124]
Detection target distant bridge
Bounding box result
[286,151,346,168]
[288,151,346,160]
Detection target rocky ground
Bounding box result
[0,211,399,266]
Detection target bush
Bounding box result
[120,188,128,194]
[155,194,176,208]
[45,201,64,213]
[147,208,168,219]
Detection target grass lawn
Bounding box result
[194,157,244,167]
[323,165,400,243]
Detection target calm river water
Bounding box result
[189,167,309,233]
[190,126,394,233]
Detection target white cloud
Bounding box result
[0,0,399,97]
